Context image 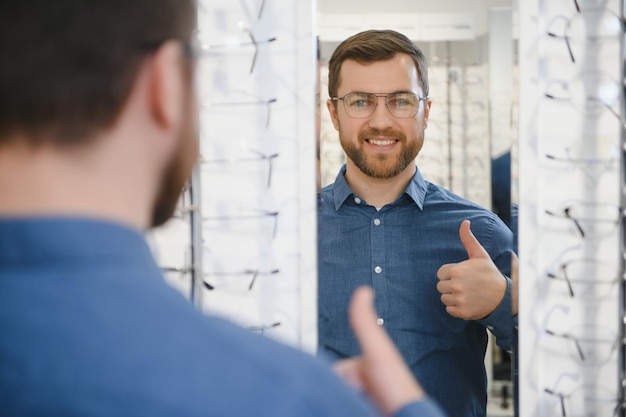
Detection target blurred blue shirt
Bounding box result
[318,165,515,417]
[0,217,445,417]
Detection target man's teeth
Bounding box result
[369,139,395,146]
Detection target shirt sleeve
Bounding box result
[477,215,515,352]
[393,398,448,417]
[477,275,514,352]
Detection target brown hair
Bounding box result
[0,0,196,145]
[327,29,429,100]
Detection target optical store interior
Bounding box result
[147,0,626,416]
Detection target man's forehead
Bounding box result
[337,55,420,93]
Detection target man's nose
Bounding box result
[367,96,394,128]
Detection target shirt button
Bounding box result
[376,318,385,326]
[354,197,362,204]
[374,266,382,274]
[373,218,381,226]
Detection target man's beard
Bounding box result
[150,102,198,228]
[340,128,422,179]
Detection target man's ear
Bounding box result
[327,99,340,131]
[148,41,186,133]
[423,99,432,129]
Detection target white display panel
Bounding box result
[517,0,624,415]
[150,0,318,354]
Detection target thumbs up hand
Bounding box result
[436,220,507,320]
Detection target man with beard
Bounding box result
[318,30,516,417]
[0,3,448,417]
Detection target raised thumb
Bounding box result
[349,286,388,356]
[459,219,490,259]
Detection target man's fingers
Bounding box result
[348,286,426,415]
[349,286,388,356]
[332,358,364,391]
[459,220,490,260]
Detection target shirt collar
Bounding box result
[331,164,427,211]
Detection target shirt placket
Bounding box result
[370,209,388,327]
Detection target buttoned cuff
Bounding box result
[477,276,513,351]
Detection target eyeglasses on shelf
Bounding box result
[545,1,623,63]
[544,72,620,120]
[203,268,280,291]
[544,201,623,239]
[202,97,277,128]
[195,25,276,74]
[201,148,279,188]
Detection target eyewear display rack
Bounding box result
[149,0,318,353]
[517,0,625,416]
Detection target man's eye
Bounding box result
[391,95,416,107]
[349,98,371,108]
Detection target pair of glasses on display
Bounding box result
[544,72,621,120]
[543,1,623,119]
[201,148,279,188]
[239,0,267,21]
[202,207,280,241]
[544,201,623,239]
[203,268,280,291]
[196,0,274,74]
[202,97,277,129]
[202,32,276,75]
[545,0,624,63]
[544,147,617,180]
[540,138,620,232]
[156,185,196,281]
[539,303,623,416]
[543,383,623,417]
[539,301,621,362]
[543,321,619,365]
[248,321,281,335]
[330,92,428,119]
[546,256,619,299]
[541,157,618,215]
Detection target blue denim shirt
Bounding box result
[0,218,447,417]
[318,166,515,417]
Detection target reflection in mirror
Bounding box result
[317,2,518,417]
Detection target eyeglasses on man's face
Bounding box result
[330,92,427,119]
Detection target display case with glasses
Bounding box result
[147,181,204,307]
[193,0,317,351]
[148,0,317,351]
[517,0,625,416]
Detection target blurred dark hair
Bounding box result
[0,0,196,145]
[327,29,429,100]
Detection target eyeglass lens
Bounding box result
[340,92,422,118]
